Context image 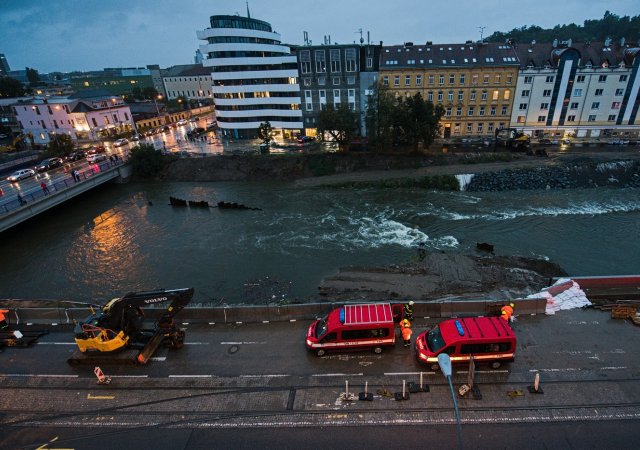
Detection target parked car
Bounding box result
[87,145,106,155]
[176,119,188,126]
[87,153,108,163]
[296,135,315,144]
[35,157,63,172]
[114,138,128,147]
[7,168,36,182]
[65,150,86,162]
[130,135,140,143]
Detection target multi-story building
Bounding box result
[0,53,10,76]
[511,39,640,139]
[162,64,213,102]
[380,41,520,138]
[12,90,135,145]
[68,67,156,97]
[296,42,381,136]
[197,14,302,139]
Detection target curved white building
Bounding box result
[198,15,302,139]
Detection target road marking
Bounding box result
[0,374,79,378]
[150,357,166,361]
[384,372,422,376]
[109,375,148,378]
[220,341,266,345]
[87,394,115,400]
[37,342,75,345]
[239,374,289,378]
[168,375,213,378]
[458,370,509,374]
[312,373,364,377]
[184,342,209,345]
[530,366,627,372]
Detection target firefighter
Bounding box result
[500,303,515,322]
[0,309,9,329]
[402,321,413,347]
[404,300,414,321]
[399,318,411,330]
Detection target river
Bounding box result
[1,180,639,304]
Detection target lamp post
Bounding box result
[438,353,463,450]
[154,94,163,117]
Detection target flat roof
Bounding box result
[440,316,514,343]
[341,303,393,326]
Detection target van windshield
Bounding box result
[316,316,329,339]
[426,325,447,353]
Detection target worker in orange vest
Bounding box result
[0,309,9,329]
[402,322,413,347]
[500,303,515,321]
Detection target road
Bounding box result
[0,308,638,449]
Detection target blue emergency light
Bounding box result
[455,320,465,336]
[339,308,345,323]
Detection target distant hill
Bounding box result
[486,11,640,44]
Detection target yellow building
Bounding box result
[380,41,520,138]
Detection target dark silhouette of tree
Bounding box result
[0,77,26,98]
[46,134,74,157]
[257,121,273,144]
[317,104,359,151]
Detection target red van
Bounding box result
[306,303,397,356]
[415,316,516,369]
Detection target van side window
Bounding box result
[342,328,389,340]
[460,342,511,354]
[442,346,455,355]
[320,333,337,343]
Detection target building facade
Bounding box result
[380,41,520,138]
[511,39,640,139]
[68,67,156,97]
[12,90,135,145]
[296,43,381,137]
[197,14,302,139]
[0,53,10,76]
[162,64,213,102]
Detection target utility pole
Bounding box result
[478,26,486,43]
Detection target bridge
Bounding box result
[0,159,131,233]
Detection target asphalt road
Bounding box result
[1,308,639,449]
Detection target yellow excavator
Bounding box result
[69,288,193,365]
[494,128,531,151]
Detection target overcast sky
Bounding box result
[1,0,637,73]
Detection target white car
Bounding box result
[7,168,36,182]
[114,138,128,147]
[87,153,108,163]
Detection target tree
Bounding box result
[46,134,74,157]
[257,121,273,145]
[317,104,358,150]
[26,67,41,85]
[141,86,159,100]
[129,143,165,178]
[0,77,26,98]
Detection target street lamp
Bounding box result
[438,353,463,450]
[154,94,163,117]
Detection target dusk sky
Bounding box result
[1,0,637,73]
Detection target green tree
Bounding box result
[0,77,26,98]
[46,134,74,157]
[26,67,41,85]
[257,121,273,144]
[317,104,358,150]
[129,143,165,178]
[141,86,159,100]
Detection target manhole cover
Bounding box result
[228,345,239,354]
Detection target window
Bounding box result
[488,122,494,132]
[342,328,390,340]
[330,49,341,72]
[524,76,533,83]
[437,91,443,102]
[543,89,551,97]
[570,102,579,109]
[504,90,511,100]
[466,123,473,132]
[481,91,487,101]
[576,75,585,83]
[521,90,530,97]
[317,76,326,85]
[366,57,373,68]
[490,106,496,116]
[445,107,452,116]
[574,89,582,97]
[447,74,454,84]
[516,115,525,123]
[458,91,464,101]
[615,88,624,96]
[470,91,476,101]
[492,90,499,101]
[540,103,549,110]
[345,48,357,72]
[428,74,434,85]
[306,102,313,111]
[333,89,341,104]
[315,50,326,73]
[545,76,554,83]
[598,75,607,82]
[447,91,453,101]
[479,106,485,116]
[439,74,445,85]
[494,74,501,84]
[319,90,326,102]
[619,75,628,82]
[595,89,604,96]
[538,115,546,122]
[427,91,433,101]
[567,115,576,122]
[347,89,355,99]
[456,107,462,116]
[333,77,340,85]
[477,123,483,133]
[588,115,596,122]
[454,123,461,134]
[304,90,312,100]
[608,114,616,121]
[591,102,599,109]
[405,75,411,86]
[394,75,400,86]
[383,76,389,86]
[468,106,474,116]
[501,106,508,115]
[611,102,620,109]
[507,74,513,84]
[472,74,478,85]
[483,74,490,84]
[303,78,312,86]
[416,75,422,86]
[301,50,311,73]
[459,74,466,84]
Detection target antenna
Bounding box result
[356,28,364,45]
[303,31,309,46]
[478,26,486,43]
[246,1,251,18]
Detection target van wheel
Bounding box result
[491,361,502,369]
[431,364,440,371]
[373,347,382,354]
[316,349,326,357]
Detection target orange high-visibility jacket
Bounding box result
[402,327,412,340]
[500,305,514,321]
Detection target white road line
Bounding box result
[384,372,422,376]
[0,374,79,378]
[109,375,149,378]
[458,370,509,374]
[150,357,166,361]
[311,373,364,377]
[37,342,75,345]
[529,366,627,372]
[168,375,213,378]
[184,342,209,345]
[220,341,266,345]
[239,374,289,378]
